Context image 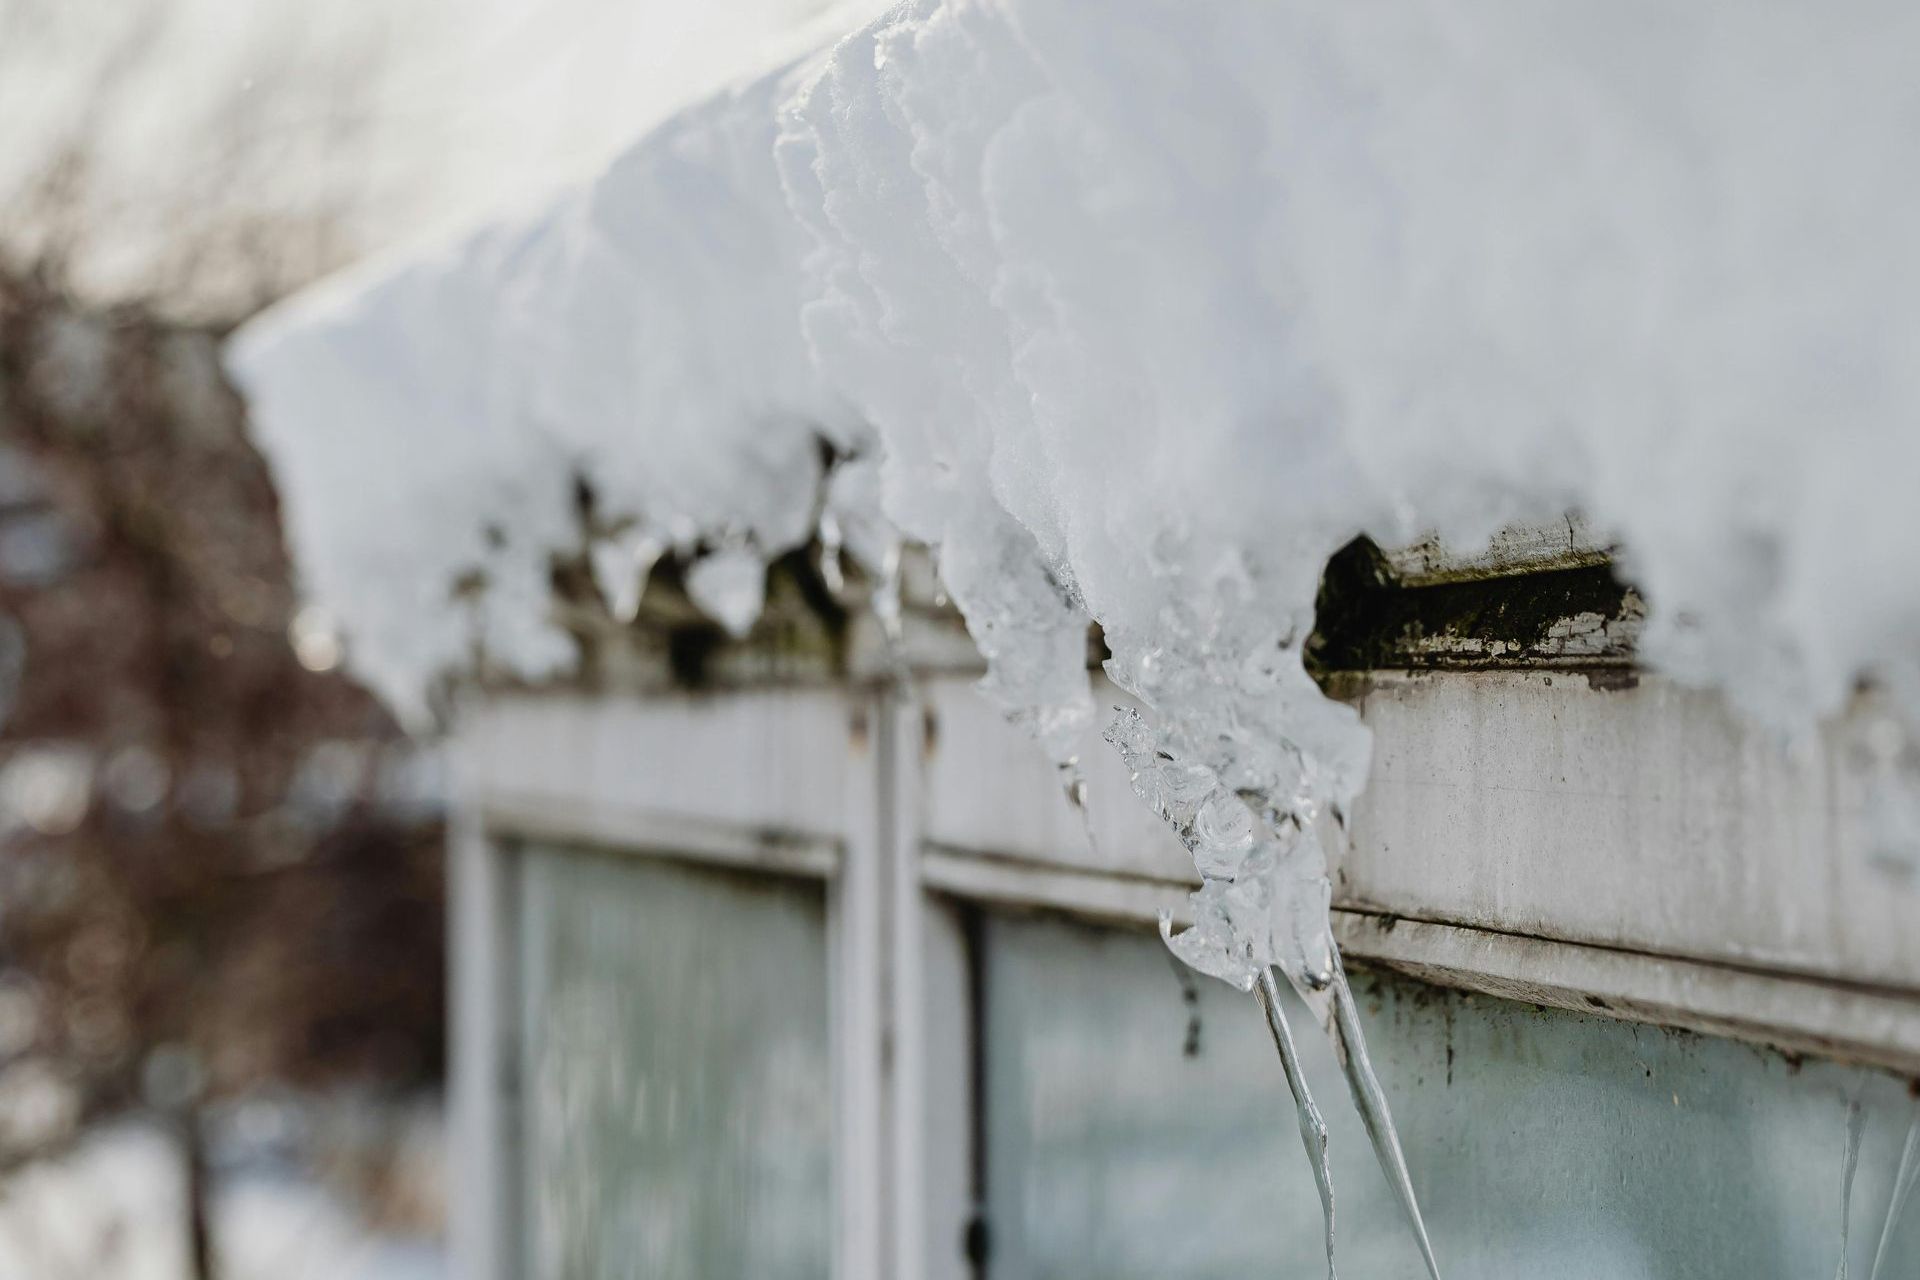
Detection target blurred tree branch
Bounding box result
[0,0,418,325]
[0,245,443,1278]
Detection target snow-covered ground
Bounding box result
[0,1115,443,1280]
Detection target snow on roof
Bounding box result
[230,58,868,724]
[232,4,1920,1242]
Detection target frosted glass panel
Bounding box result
[982,912,1919,1280]
[518,847,831,1280]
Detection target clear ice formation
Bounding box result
[1105,707,1344,996]
[1328,960,1443,1280]
[1869,1110,1920,1280]
[1256,969,1337,1279]
[1839,1099,1867,1280]
[1108,706,1438,1274]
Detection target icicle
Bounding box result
[873,539,903,644]
[1106,707,1438,1273]
[1868,1108,1919,1280]
[1838,1097,1867,1279]
[686,542,767,639]
[1058,755,1103,862]
[1256,968,1337,1280]
[1326,951,1443,1280]
[588,528,663,624]
[862,537,918,694]
[818,509,846,595]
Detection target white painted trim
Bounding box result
[919,678,1189,883]
[832,694,886,1280]
[1342,669,1920,993]
[1333,911,1920,1075]
[833,689,939,1280]
[455,687,852,845]
[883,693,931,1280]
[477,794,839,879]
[918,841,1920,1071]
[921,846,1192,929]
[911,669,1920,1062]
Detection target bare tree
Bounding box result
[0,26,457,1269]
[0,0,429,324]
[0,210,442,1280]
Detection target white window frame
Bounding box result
[446,668,1920,1280]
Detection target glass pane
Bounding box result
[981,911,1919,1280]
[518,846,831,1280]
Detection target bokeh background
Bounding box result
[0,2,856,1274]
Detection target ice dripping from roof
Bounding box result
[1328,962,1442,1280]
[1255,969,1337,1280]
[1839,1098,1867,1279]
[587,528,665,626]
[1869,1110,1920,1280]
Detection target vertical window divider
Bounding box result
[885,682,930,1280]
[833,689,889,1280]
[834,679,937,1280]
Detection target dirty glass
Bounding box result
[981,911,1919,1280]
[517,846,831,1280]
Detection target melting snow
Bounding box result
[229,0,1920,1269]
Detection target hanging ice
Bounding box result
[686,544,769,640]
[1869,1110,1920,1280]
[1106,708,1336,993]
[1106,704,1434,1272]
[1838,1099,1867,1280]
[1256,969,1337,1280]
[1327,960,1443,1280]
[588,529,664,624]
